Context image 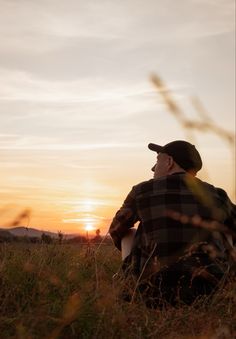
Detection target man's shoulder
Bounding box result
[196,177,228,196]
[194,178,234,207]
[133,174,189,193]
[133,179,154,192]
[132,176,232,201]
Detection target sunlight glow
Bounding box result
[84,223,94,232]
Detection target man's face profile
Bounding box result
[153,153,171,179]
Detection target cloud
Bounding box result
[0,67,158,102]
[63,214,109,222]
[0,140,143,151]
[0,0,234,82]
[0,0,123,57]
[0,67,171,146]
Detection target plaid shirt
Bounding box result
[109,173,236,277]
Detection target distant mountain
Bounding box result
[0,227,79,239]
[0,227,58,238]
[0,229,15,238]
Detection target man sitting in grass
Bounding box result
[109,140,236,307]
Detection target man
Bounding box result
[109,140,236,307]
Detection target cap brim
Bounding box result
[148,143,163,153]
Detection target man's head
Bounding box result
[148,140,202,179]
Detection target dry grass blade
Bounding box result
[47,292,80,339]
[151,74,235,146]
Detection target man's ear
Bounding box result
[168,156,174,169]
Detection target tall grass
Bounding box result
[0,243,235,338]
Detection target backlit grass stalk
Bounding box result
[151,74,236,201]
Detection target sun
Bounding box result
[84,223,94,232]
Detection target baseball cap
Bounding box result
[148,140,202,173]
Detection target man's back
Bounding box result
[110,172,235,276]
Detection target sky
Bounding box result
[0,0,235,235]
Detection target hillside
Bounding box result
[0,226,58,238]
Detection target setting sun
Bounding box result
[84,223,94,232]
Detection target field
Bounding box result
[0,243,235,339]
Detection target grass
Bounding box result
[0,243,235,338]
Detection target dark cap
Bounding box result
[148,140,202,173]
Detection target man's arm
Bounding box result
[217,188,236,245]
[225,200,236,246]
[109,186,139,250]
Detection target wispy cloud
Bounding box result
[0,0,234,84]
[0,67,160,103]
[0,132,143,150]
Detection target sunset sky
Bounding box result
[0,0,235,235]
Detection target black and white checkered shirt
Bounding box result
[109,173,236,276]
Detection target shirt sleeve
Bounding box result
[109,186,139,250]
[217,188,236,245]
